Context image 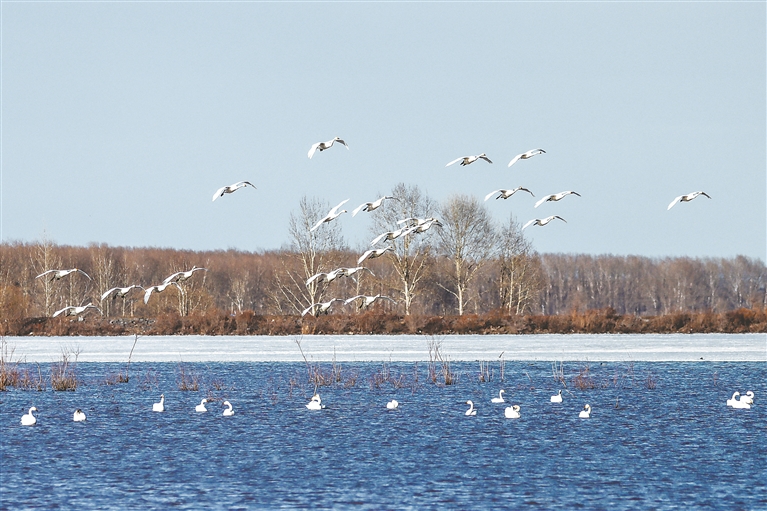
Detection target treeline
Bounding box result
[1,235,765,335]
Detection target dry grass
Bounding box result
[50,347,79,391]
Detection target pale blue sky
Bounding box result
[2,2,765,260]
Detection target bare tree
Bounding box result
[497,214,541,314]
[370,183,436,315]
[276,196,346,314]
[436,194,496,315]
[31,231,62,316]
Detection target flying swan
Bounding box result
[508,149,545,168]
[212,181,256,201]
[308,137,348,159]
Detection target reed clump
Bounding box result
[50,348,79,391]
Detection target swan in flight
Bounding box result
[386,400,399,410]
[534,191,581,208]
[153,394,165,412]
[53,303,102,318]
[223,401,235,416]
[465,400,477,416]
[484,187,535,201]
[358,246,393,264]
[344,294,396,309]
[491,390,506,403]
[551,390,563,403]
[73,409,86,422]
[143,282,181,304]
[306,394,325,410]
[308,137,348,159]
[21,407,37,426]
[195,399,209,412]
[212,181,256,202]
[338,267,374,279]
[352,196,399,216]
[741,391,755,405]
[371,227,409,246]
[306,268,345,286]
[579,404,591,418]
[508,148,545,168]
[36,268,92,282]
[302,298,344,317]
[522,216,567,230]
[310,199,349,232]
[726,392,741,407]
[101,285,145,302]
[446,154,492,167]
[504,404,521,419]
[162,266,208,285]
[408,218,442,234]
[667,191,711,210]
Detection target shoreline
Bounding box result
[4,333,765,363]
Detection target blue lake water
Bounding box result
[1,360,765,510]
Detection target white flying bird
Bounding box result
[308,137,348,159]
[100,285,145,301]
[144,282,182,304]
[358,246,394,264]
[310,199,349,232]
[53,303,102,318]
[36,269,92,282]
[352,196,399,216]
[162,267,208,285]
[407,218,442,234]
[522,216,567,230]
[212,181,256,202]
[667,191,711,210]
[507,148,545,168]
[344,294,396,309]
[370,227,410,246]
[534,191,581,208]
[306,268,346,287]
[302,298,344,317]
[484,187,535,201]
[338,267,374,279]
[446,153,493,167]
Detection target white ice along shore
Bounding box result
[3,333,765,363]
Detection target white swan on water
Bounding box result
[504,404,521,419]
[726,392,740,407]
[465,400,477,416]
[73,409,86,422]
[579,404,591,418]
[196,399,209,412]
[491,390,506,403]
[306,394,324,410]
[551,390,563,403]
[386,400,399,410]
[223,401,235,416]
[741,391,754,405]
[21,407,37,426]
[730,394,751,409]
[153,394,165,412]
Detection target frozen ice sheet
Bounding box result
[3,333,765,362]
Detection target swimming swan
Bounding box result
[551,390,563,403]
[21,407,37,426]
[579,404,591,418]
[741,391,754,405]
[223,401,235,416]
[196,399,209,412]
[306,394,324,410]
[465,400,477,416]
[73,409,86,422]
[731,396,751,409]
[504,404,521,419]
[153,394,165,412]
[726,392,741,407]
[386,400,399,410]
[491,390,506,403]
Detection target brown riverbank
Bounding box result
[4,307,766,336]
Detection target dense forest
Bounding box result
[1,188,765,335]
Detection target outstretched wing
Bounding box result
[100,288,119,301]
[308,142,321,159]
[445,156,465,167]
[484,190,502,201]
[667,195,683,210]
[352,203,368,217]
[35,269,56,279]
[507,154,523,168]
[343,295,364,306]
[212,186,227,202]
[521,219,536,230]
[328,199,350,216]
[357,250,373,265]
[534,196,550,208]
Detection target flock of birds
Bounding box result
[18,387,754,425]
[36,136,712,317]
[37,266,209,318]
